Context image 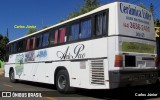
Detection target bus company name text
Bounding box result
[120,3,151,21]
[14,25,36,29]
[57,44,85,60]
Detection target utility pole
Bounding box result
[6,28,8,38]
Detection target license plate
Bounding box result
[128,73,157,81]
[137,61,145,67]
[129,74,145,81]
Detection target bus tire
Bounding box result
[9,69,17,83]
[56,69,74,94]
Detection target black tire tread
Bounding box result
[56,69,75,94]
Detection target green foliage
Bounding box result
[26,26,49,35]
[67,0,99,19]
[26,28,37,35]
[155,19,160,27]
[0,34,9,61]
[42,26,49,29]
[138,3,147,9]
[0,34,3,41]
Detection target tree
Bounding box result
[0,34,9,61]
[42,26,49,29]
[155,19,160,27]
[26,28,37,35]
[67,0,99,19]
[26,26,50,35]
[0,34,3,41]
[80,0,99,13]
[139,3,147,9]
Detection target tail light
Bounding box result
[114,55,123,67]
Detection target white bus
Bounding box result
[5,2,158,93]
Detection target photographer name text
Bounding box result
[135,93,158,97]
[14,25,36,29]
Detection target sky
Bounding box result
[0,0,160,41]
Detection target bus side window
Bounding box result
[71,23,79,41]
[29,37,35,50]
[59,27,66,43]
[26,39,30,50]
[32,37,36,49]
[35,35,42,48]
[9,44,12,53]
[30,38,33,49]
[13,42,17,53]
[49,30,55,45]
[42,33,49,47]
[80,19,91,39]
[95,12,107,36]
[54,30,58,44]
[17,40,25,52]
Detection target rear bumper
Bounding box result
[109,69,158,89]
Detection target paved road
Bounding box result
[0,74,160,100]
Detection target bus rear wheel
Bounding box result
[56,69,74,93]
[9,69,17,83]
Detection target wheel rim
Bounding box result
[11,71,14,80]
[58,75,66,89]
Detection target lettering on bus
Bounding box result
[56,44,85,60]
[120,3,152,21]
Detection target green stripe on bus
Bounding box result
[122,42,155,54]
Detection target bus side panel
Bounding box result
[23,63,35,81]
[70,38,109,89]
[4,64,12,77]
[44,63,57,84]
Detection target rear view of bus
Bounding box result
[108,2,158,88]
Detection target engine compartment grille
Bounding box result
[90,59,105,85]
